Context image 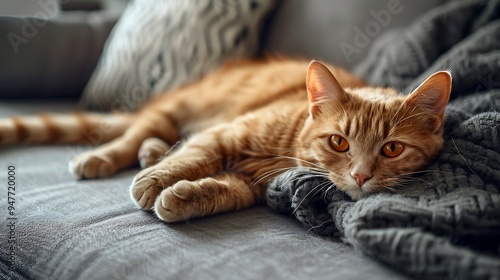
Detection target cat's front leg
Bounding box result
[130,114,289,221]
[130,145,223,210]
[130,122,250,212]
[132,168,259,222]
[71,114,179,179]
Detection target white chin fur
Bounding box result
[345,189,366,201]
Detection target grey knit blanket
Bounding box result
[267,1,500,279]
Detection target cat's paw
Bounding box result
[69,153,117,179]
[154,178,224,222]
[154,180,201,222]
[130,169,167,209]
[138,137,170,169]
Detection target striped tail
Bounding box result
[0,112,133,146]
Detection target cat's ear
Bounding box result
[406,70,452,120]
[306,60,346,118]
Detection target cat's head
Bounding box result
[297,61,451,200]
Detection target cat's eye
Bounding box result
[330,135,349,152]
[381,142,404,158]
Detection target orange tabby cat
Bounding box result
[0,59,451,222]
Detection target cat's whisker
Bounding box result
[400,174,474,188]
[397,169,466,177]
[322,183,338,202]
[292,180,331,214]
[272,172,322,194]
[253,163,328,188]
[399,176,439,190]
[389,124,420,130]
[451,137,480,179]
[253,167,296,185]
[253,151,327,171]
[389,107,417,133]
[405,174,469,182]
[396,169,470,185]
[166,140,182,155]
[306,217,335,233]
[277,156,325,170]
[389,98,409,124]
[395,112,428,126]
[257,146,297,156]
[388,110,426,137]
[275,171,330,191]
[380,184,399,193]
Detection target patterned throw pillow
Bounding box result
[81,0,277,111]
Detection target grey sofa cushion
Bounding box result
[80,0,278,111]
[0,11,118,99]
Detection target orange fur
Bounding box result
[0,58,451,222]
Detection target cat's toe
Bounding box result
[154,180,197,222]
[130,171,165,209]
[69,153,116,179]
[138,137,170,169]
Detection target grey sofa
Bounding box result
[0,1,454,279]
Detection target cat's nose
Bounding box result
[351,173,372,187]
